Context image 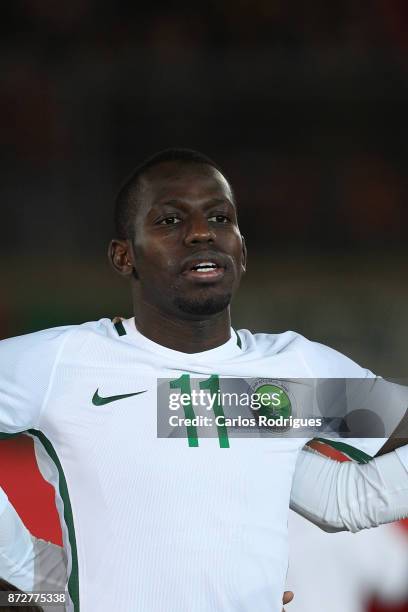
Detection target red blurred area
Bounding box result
[368,601,408,612]
[358,518,408,612]
[0,436,62,545]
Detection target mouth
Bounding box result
[181,256,227,282]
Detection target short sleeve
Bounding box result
[0,327,72,434]
[312,377,408,459]
[304,339,389,458]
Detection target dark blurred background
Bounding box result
[1,0,408,374]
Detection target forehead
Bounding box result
[138,161,234,210]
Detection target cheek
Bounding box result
[228,236,244,266]
[136,243,178,275]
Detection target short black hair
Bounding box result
[114,148,226,239]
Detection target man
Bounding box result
[1,148,408,612]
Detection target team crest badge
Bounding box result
[249,379,294,430]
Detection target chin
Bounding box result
[174,292,232,316]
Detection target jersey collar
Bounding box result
[115,317,243,361]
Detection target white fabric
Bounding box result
[0,491,34,592]
[291,448,408,532]
[396,444,408,471]
[0,487,8,515]
[0,317,400,612]
[0,326,73,433]
[0,486,66,612]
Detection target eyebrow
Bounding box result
[153,197,234,209]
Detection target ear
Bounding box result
[108,239,135,277]
[241,235,247,273]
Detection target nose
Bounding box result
[183,214,215,246]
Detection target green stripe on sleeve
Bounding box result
[314,438,373,464]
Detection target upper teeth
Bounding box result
[193,262,217,271]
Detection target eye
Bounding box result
[208,214,229,223]
[158,216,182,225]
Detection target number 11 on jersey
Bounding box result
[169,374,230,448]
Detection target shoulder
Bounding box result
[302,338,372,377]
[237,328,371,377]
[0,325,74,366]
[0,318,115,362]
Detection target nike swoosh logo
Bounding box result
[92,389,147,406]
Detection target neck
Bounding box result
[132,298,232,353]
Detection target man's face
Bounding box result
[129,161,246,318]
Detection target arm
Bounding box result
[0,487,67,593]
[0,487,35,592]
[306,341,408,456]
[359,378,408,456]
[290,445,408,532]
[376,424,408,455]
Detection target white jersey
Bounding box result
[0,318,385,612]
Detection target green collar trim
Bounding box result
[234,329,242,349]
[114,321,127,336]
